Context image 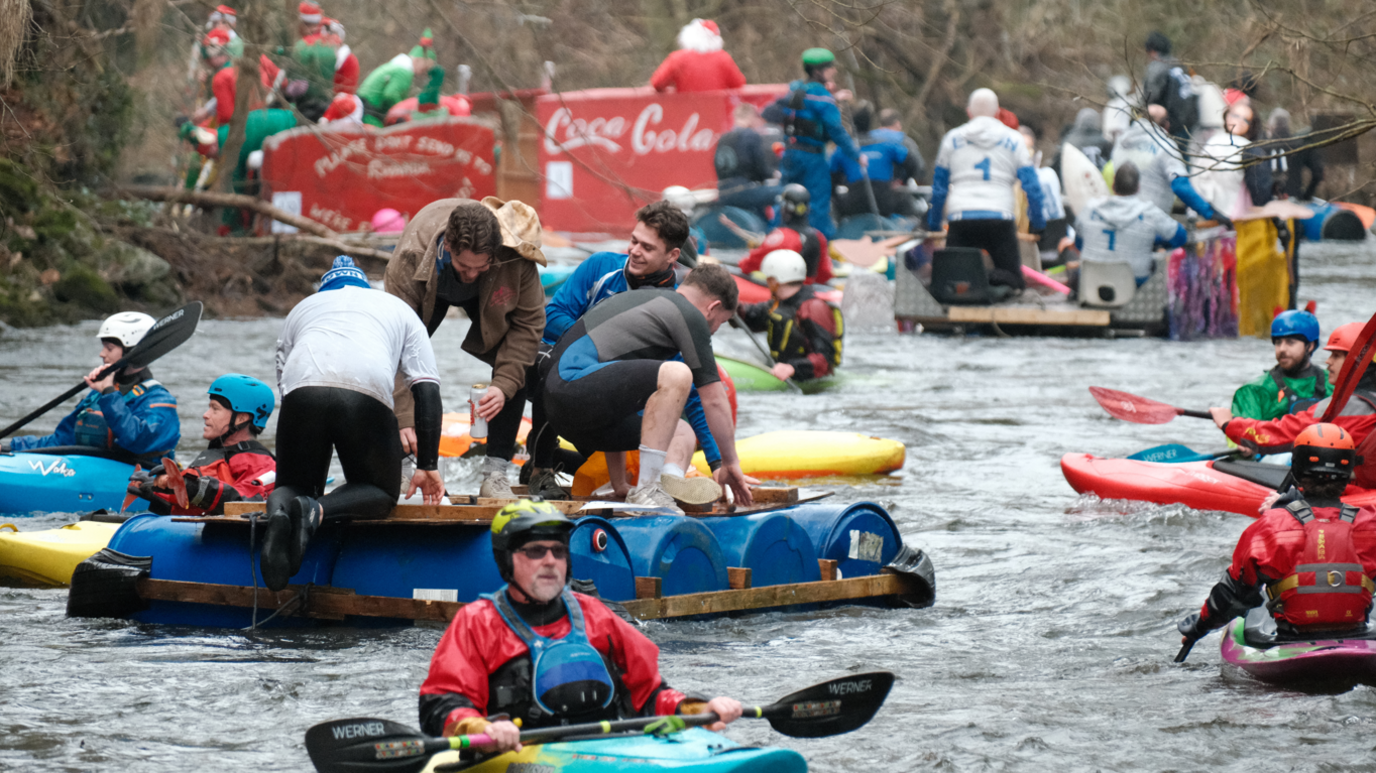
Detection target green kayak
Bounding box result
[717,354,838,394]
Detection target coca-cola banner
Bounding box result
[537,85,788,235]
[259,118,498,234]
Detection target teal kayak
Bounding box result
[427,727,807,773]
[0,448,149,515]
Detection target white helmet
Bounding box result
[98,312,156,349]
[760,249,807,285]
[661,185,697,216]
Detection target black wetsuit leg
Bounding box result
[270,386,401,521]
[946,218,1024,289]
[543,359,663,454]
[484,383,527,462]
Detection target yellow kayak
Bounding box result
[693,430,905,478]
[572,430,905,495]
[0,520,120,587]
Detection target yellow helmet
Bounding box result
[491,499,573,580]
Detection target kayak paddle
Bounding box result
[1126,444,1237,463]
[304,671,895,773]
[731,312,803,393]
[1088,386,1212,424]
[0,301,204,440]
[1321,310,1376,423]
[161,456,189,509]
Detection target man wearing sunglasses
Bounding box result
[420,500,742,752]
[386,197,547,499]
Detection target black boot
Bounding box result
[287,495,322,576]
[259,505,293,591]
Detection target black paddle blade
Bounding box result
[124,301,203,370]
[305,717,450,773]
[763,671,895,738]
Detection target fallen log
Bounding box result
[111,186,392,262]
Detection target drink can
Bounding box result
[469,383,489,439]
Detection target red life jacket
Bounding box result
[1267,500,1375,630]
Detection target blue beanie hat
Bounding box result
[319,256,371,292]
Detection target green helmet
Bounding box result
[491,499,574,582]
[802,48,835,68]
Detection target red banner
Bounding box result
[259,118,498,234]
[536,85,788,235]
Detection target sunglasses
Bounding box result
[514,544,568,560]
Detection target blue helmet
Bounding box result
[1270,310,1320,343]
[208,374,275,429]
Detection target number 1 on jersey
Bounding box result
[974,157,991,181]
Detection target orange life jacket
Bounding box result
[1267,500,1375,630]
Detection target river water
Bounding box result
[3,239,1376,772]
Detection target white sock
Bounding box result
[637,446,666,488]
[662,462,685,479]
[482,457,507,475]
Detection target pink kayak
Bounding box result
[1220,608,1376,686]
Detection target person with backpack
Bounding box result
[761,48,863,239]
[1141,31,1198,155]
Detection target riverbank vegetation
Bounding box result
[1,0,1373,326]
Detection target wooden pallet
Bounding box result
[197,487,828,525]
[133,560,925,623]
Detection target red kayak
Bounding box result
[1060,453,1376,517]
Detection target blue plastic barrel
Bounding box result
[612,516,729,596]
[780,502,902,578]
[106,514,339,627]
[569,516,636,601]
[334,524,501,604]
[698,513,820,587]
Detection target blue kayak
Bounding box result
[443,727,806,773]
[0,448,149,515]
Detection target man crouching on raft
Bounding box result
[541,264,752,513]
[419,500,742,751]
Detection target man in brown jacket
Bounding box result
[385,197,546,498]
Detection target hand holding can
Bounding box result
[469,384,489,439]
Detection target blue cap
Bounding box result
[319,256,371,292]
[1271,310,1320,343]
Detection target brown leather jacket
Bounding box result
[384,198,545,427]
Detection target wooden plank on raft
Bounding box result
[135,578,463,622]
[818,558,837,582]
[728,567,753,590]
[215,499,586,525]
[945,306,1111,326]
[635,576,663,600]
[619,572,925,620]
[749,486,799,505]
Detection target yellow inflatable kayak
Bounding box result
[571,430,905,495]
[0,520,120,587]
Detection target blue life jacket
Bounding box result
[487,586,617,720]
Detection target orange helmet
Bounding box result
[1292,423,1356,482]
[1324,322,1364,353]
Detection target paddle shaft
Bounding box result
[860,167,881,216]
[1179,409,1213,420]
[460,711,731,749]
[1174,640,1196,663]
[732,312,803,393]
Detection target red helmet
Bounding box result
[1292,423,1356,482]
[1324,322,1364,353]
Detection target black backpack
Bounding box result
[1164,66,1199,135]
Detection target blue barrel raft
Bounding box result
[0,448,149,515]
[698,513,820,587]
[612,516,729,595]
[333,524,502,605]
[568,515,636,602]
[782,502,902,578]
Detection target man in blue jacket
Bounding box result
[763,47,863,239]
[4,312,180,465]
[832,107,925,219]
[525,201,710,503]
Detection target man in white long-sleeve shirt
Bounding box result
[262,256,446,591]
[927,89,1047,291]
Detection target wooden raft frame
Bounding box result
[200,487,828,525]
[133,561,925,623]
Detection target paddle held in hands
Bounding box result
[1089,387,1213,425]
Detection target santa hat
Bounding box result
[678,18,723,53]
[319,93,363,125]
[215,5,236,24]
[299,2,322,24]
[418,27,434,47]
[203,28,232,56]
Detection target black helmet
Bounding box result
[782,184,810,222]
[490,499,575,582]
